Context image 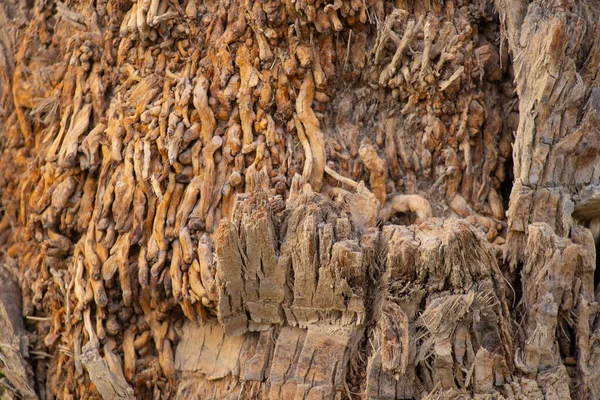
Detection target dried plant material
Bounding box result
[380,194,433,224]
[379,301,409,377]
[193,73,215,145]
[170,239,183,301]
[80,341,134,399]
[113,145,136,232]
[174,175,201,233]
[325,165,358,189]
[123,326,136,381]
[488,188,505,220]
[296,74,326,191]
[379,17,418,85]
[58,103,92,167]
[0,269,36,400]
[236,45,259,153]
[152,173,176,255]
[3,0,599,398]
[197,234,216,302]
[191,136,222,231]
[359,139,387,204]
[139,294,176,381]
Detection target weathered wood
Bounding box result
[80,341,134,400]
[0,0,599,398]
[496,1,600,397]
[573,184,600,219]
[0,269,36,400]
[179,195,517,398]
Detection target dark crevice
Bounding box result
[513,265,524,311]
[511,262,525,342]
[344,235,385,399]
[500,150,514,215]
[595,233,600,296]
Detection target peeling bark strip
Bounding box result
[1,0,600,398]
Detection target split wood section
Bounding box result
[177,190,515,399]
[172,189,589,398]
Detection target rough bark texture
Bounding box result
[0,268,37,400]
[0,0,599,399]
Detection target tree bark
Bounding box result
[0,0,598,399]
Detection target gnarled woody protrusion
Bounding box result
[192,72,215,145]
[296,73,326,191]
[359,138,388,204]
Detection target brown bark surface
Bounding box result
[0,0,598,399]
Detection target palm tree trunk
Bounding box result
[0,0,599,398]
